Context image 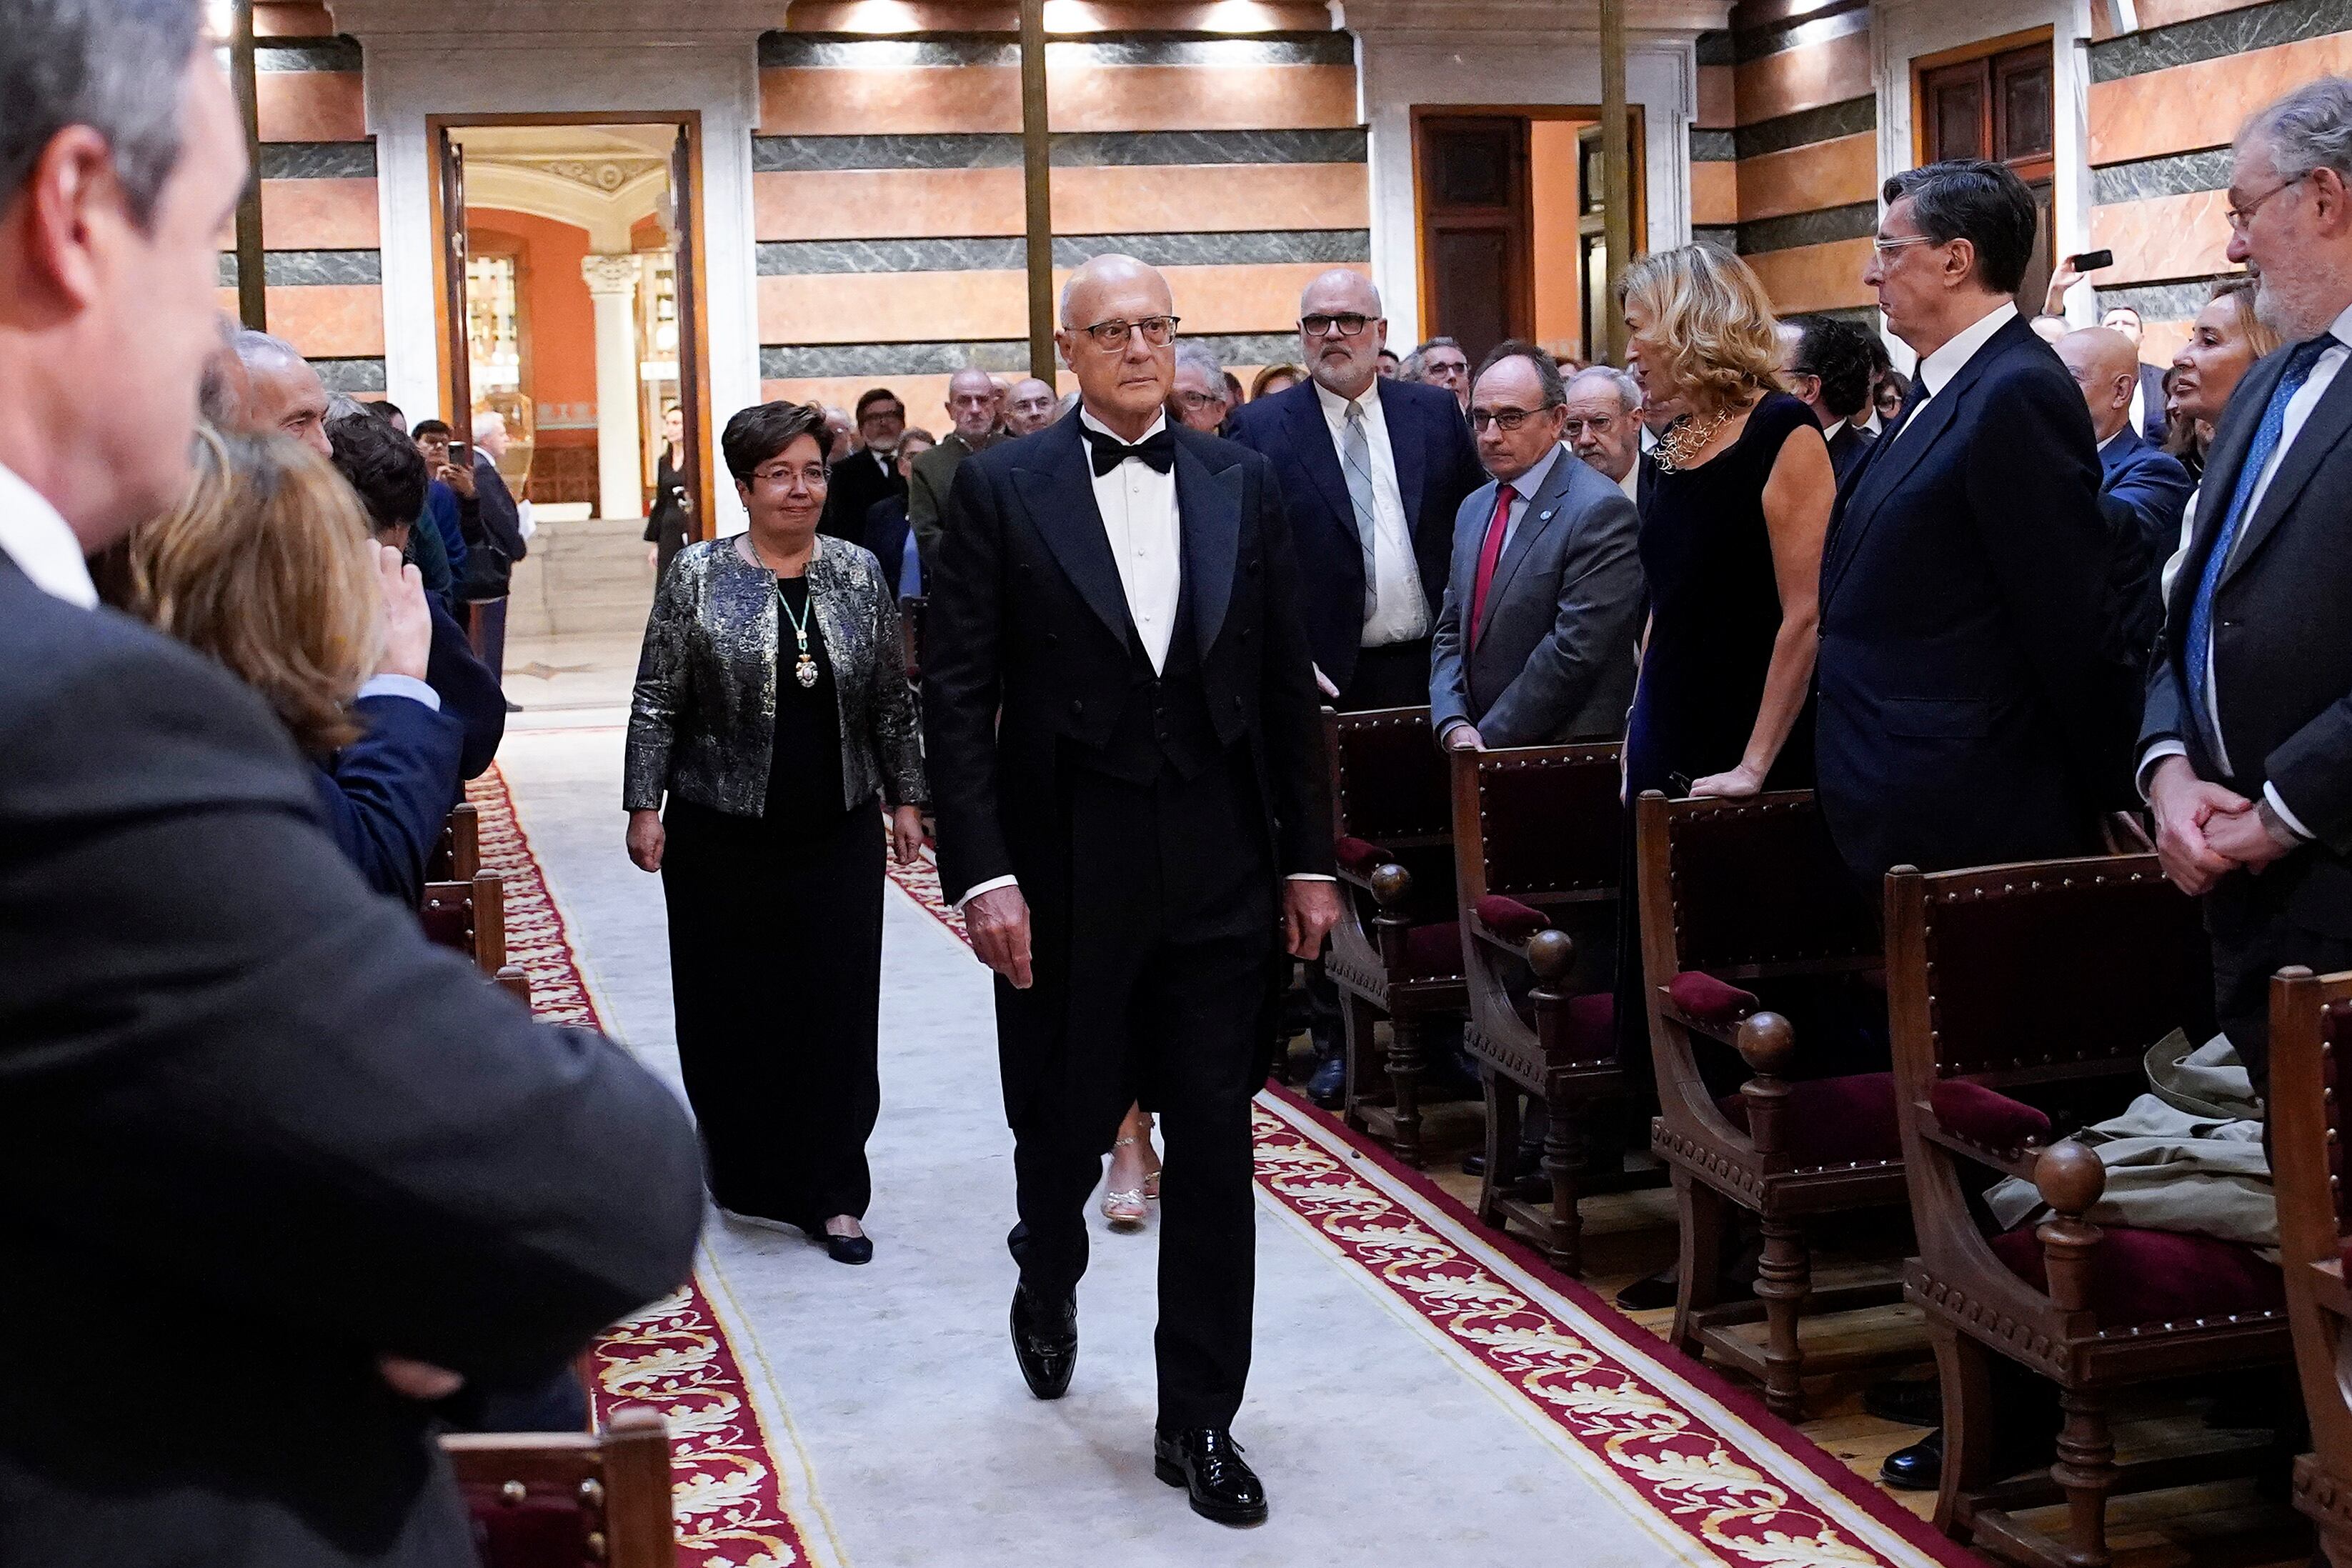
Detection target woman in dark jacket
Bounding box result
[625,401,927,1265]
[643,402,692,581]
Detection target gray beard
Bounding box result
[2253,266,2347,340]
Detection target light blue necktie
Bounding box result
[1340,400,1380,617]
[2183,334,2333,761]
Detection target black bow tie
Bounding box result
[1083,425,1175,477]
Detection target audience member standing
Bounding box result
[409,418,470,586]
[1781,314,1881,481]
[863,426,933,597]
[643,402,692,581]
[0,9,702,1562]
[909,369,1002,569]
[2166,276,2282,481]
[1002,376,1060,437]
[2143,78,2352,1092]
[1170,341,1231,434]
[1560,366,1645,506]
[452,411,528,705]
[233,329,331,456]
[1430,341,1643,749]
[1226,269,1482,709]
[2098,302,2173,442]
[1819,159,2136,890]
[1250,362,1305,401]
[823,386,907,543]
[2055,326,2194,666]
[627,401,927,1265]
[1411,337,1472,412]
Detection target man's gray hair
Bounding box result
[325,393,373,424]
[2243,75,2352,185]
[1566,364,1642,414]
[1415,335,1464,358]
[0,0,201,226]
[231,327,306,373]
[1172,341,1225,389]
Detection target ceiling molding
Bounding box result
[462,161,669,251]
[329,0,784,47]
[1338,0,1726,33]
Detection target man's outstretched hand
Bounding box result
[965,884,1034,989]
[1283,879,1342,960]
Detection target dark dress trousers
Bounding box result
[312,689,467,907]
[924,413,1332,1429]
[2097,424,2195,671]
[822,446,903,544]
[1224,376,1482,705]
[0,554,702,1568]
[1816,314,2138,887]
[1428,445,1645,746]
[2140,336,2352,1083]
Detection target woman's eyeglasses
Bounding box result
[751,462,828,489]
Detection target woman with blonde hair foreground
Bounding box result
[122,427,463,905]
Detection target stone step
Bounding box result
[506,516,656,641]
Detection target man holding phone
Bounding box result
[2046,248,2168,440]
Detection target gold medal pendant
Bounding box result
[795,649,819,688]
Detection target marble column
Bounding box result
[582,252,644,521]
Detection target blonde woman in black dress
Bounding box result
[626,401,927,1265]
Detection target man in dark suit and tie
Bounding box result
[1430,341,1644,749]
[0,9,703,1562]
[2055,325,2195,669]
[1815,159,2138,891]
[2143,79,2352,1092]
[925,254,1339,1527]
[821,385,907,543]
[1225,269,1484,711]
[1781,314,1881,483]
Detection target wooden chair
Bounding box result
[1322,705,1465,1167]
[2258,966,2352,1564]
[1451,741,1655,1276]
[1888,854,2286,1568]
[443,1407,675,1568]
[1635,789,1888,1419]
[422,870,531,1004]
[427,802,481,884]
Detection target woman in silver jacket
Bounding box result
[624,400,926,1266]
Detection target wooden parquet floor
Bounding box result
[1305,1078,2313,1568]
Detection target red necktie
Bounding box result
[1467,484,1516,649]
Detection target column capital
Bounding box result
[582,252,642,296]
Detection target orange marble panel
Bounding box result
[254,0,337,35]
[1735,29,1872,125]
[754,162,1370,240]
[1737,131,1876,223]
[1698,64,1736,129]
[759,260,1361,343]
[780,0,1332,29]
[2132,0,2267,24]
[1690,161,1738,226]
[2088,190,2233,284]
[259,177,379,250]
[758,62,1357,135]
[211,284,384,359]
[1742,236,1874,313]
[2140,319,2195,370]
[256,71,366,143]
[2089,34,2352,165]
[758,169,1024,240]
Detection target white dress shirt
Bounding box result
[955,408,1329,910]
[1489,441,1565,558]
[1888,300,2017,446]
[0,461,96,608]
[1615,453,1640,506]
[2136,299,2352,839]
[1314,379,1428,646]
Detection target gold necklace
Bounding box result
[745,536,819,689]
[1651,408,1733,474]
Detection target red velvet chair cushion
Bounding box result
[1930,1079,2050,1150]
[1715,1072,1902,1167]
[1989,1224,2285,1328]
[1668,969,1760,1026]
[1399,921,1463,979]
[1556,990,1617,1058]
[1473,895,1550,942]
[1336,834,1392,879]
[465,1489,596,1568]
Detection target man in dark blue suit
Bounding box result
[1817,159,2138,892]
[2143,79,2352,1093]
[2055,325,2193,669]
[1781,313,1880,483]
[1225,269,1484,711]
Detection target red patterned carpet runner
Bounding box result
[885,848,1981,1568]
[469,769,818,1568]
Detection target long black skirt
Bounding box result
[660,794,885,1228]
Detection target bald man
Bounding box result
[231,329,329,456]
[908,367,1004,570]
[2055,325,2192,665]
[925,254,1336,1526]
[1002,375,1059,436]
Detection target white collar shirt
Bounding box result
[0,462,96,609]
[1079,406,1182,676]
[1313,379,1427,646]
[1891,300,2018,445]
[1615,454,1640,505]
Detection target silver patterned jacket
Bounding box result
[624,534,927,817]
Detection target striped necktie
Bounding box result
[1340,400,1381,617]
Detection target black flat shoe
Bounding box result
[1154,1427,1267,1526]
[824,1232,873,1265]
[1863,1374,1941,1427]
[1010,1282,1076,1400]
[1880,1428,1942,1491]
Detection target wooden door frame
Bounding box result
[1408,104,1645,356]
[1907,26,2053,171]
[426,109,715,543]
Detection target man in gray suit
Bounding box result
[1431,341,1644,749]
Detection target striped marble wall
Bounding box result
[752,28,1369,414]
[2083,0,2352,365]
[219,2,386,394]
[1691,0,1878,322]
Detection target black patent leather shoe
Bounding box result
[824,1232,873,1265]
[1304,1053,1346,1109]
[1154,1427,1268,1526]
[1010,1283,1076,1400]
[1880,1427,1943,1490]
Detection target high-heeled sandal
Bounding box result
[1102,1134,1150,1227]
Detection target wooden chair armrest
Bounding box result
[1910,1106,2041,1182]
[2308,1255,2352,1322]
[2033,1140,2110,1318]
[1735,1012,1797,1161]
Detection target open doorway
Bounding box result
[429,114,709,714]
